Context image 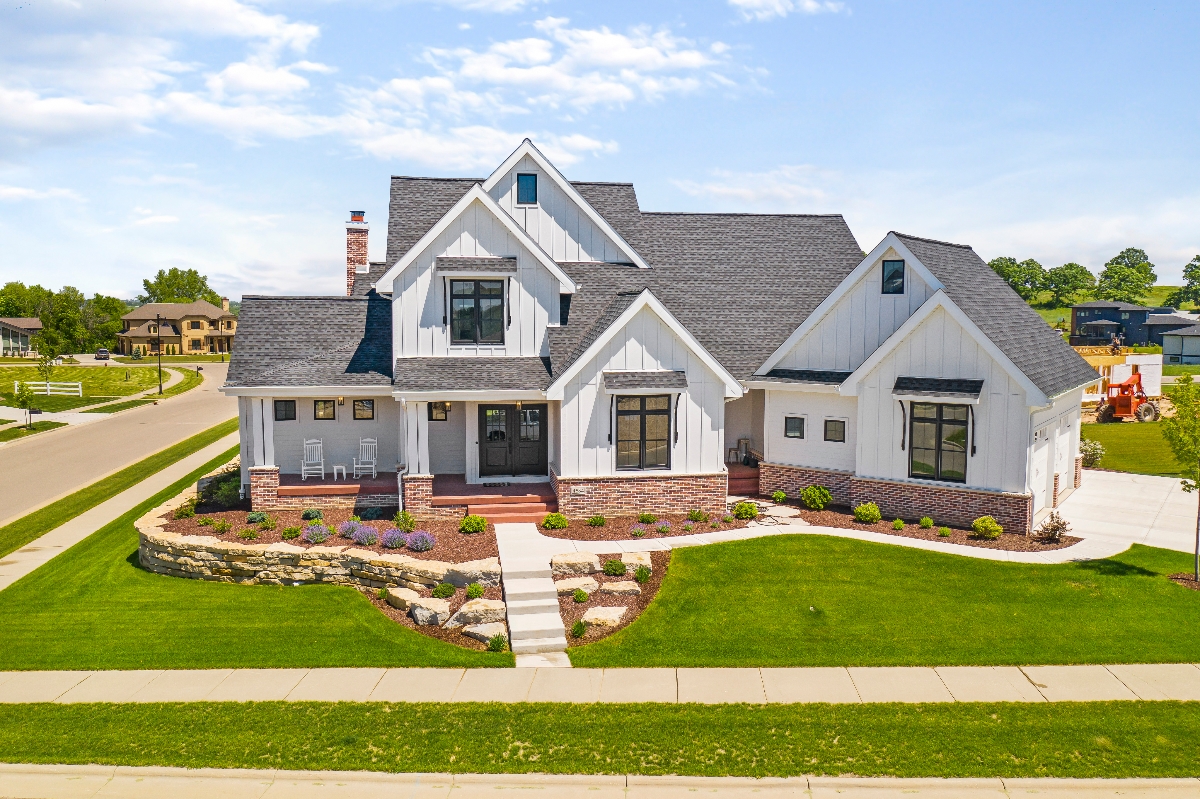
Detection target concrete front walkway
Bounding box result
[1058,469,1198,555]
[2,765,1198,799]
[2,663,1198,704]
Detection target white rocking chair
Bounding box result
[353,437,378,479]
[301,439,325,480]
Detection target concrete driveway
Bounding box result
[1058,469,1198,554]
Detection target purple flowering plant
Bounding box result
[629,524,646,538]
[406,530,435,552]
[381,528,406,549]
[302,523,329,544]
[655,521,671,534]
[337,520,360,539]
[352,525,378,546]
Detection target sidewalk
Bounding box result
[2,764,1198,798]
[0,431,240,592]
[2,663,1198,704]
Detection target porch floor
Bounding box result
[278,471,397,497]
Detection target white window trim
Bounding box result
[881,258,907,296]
[514,172,539,207]
[783,413,807,440]
[823,416,849,443]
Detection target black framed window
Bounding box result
[784,416,805,439]
[615,395,670,470]
[517,173,537,204]
[353,399,374,420]
[824,419,846,442]
[428,401,450,421]
[882,259,905,295]
[314,400,335,420]
[450,280,504,344]
[909,403,968,483]
[274,400,296,421]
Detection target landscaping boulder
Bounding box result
[385,586,420,610]
[551,552,601,575]
[443,598,506,629]
[409,597,451,626]
[404,559,451,583]
[462,622,507,644]
[597,580,641,596]
[582,606,627,628]
[446,557,502,588]
[620,552,652,572]
[555,576,599,595]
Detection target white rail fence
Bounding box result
[13,381,83,397]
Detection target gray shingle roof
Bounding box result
[1163,324,1200,337]
[226,295,393,388]
[123,300,232,320]
[0,317,42,332]
[393,357,552,392]
[894,233,1098,398]
[350,262,388,297]
[1145,314,1196,326]
[602,370,688,390]
[763,369,852,385]
[1073,300,1148,311]
[385,177,481,267]
[893,376,984,398]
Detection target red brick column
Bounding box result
[1074,456,1083,488]
[346,215,368,295]
[551,468,727,518]
[248,466,279,511]
[759,462,853,506]
[850,476,1033,535]
[402,473,433,513]
[1052,473,1061,508]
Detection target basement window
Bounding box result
[517,173,538,205]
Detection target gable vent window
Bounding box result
[882,259,905,295]
[517,173,538,205]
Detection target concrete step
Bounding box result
[483,513,549,524]
[511,636,569,654]
[506,597,559,614]
[470,501,556,515]
[508,615,566,641]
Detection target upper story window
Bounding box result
[517,173,538,205]
[1078,310,1088,317]
[208,320,217,329]
[616,395,670,470]
[909,402,967,483]
[1121,312,1130,320]
[451,280,504,345]
[189,320,202,330]
[882,260,905,295]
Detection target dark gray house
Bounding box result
[1070,300,1196,347]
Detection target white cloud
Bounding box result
[729,0,845,22]
[428,0,543,11]
[133,214,180,225]
[0,184,84,201]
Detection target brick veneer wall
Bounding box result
[759,462,853,505]
[551,467,727,518]
[402,473,433,512]
[268,493,399,510]
[248,466,279,510]
[1074,456,1083,488]
[850,476,1033,535]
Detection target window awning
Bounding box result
[603,370,688,392]
[435,256,518,274]
[892,377,984,404]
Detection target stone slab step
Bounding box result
[482,513,549,524]
[470,502,556,515]
[506,597,559,614]
[507,612,566,640]
[511,635,569,654]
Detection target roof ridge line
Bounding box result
[893,231,973,249]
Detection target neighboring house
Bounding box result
[118,299,237,356]
[1162,325,1200,365]
[223,141,1098,533]
[1069,301,1196,347]
[0,317,42,357]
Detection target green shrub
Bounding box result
[541,512,568,530]
[393,510,416,533]
[466,583,485,599]
[173,499,196,519]
[210,473,241,508]
[919,516,934,529]
[732,501,758,520]
[375,588,387,600]
[237,529,258,540]
[771,490,787,504]
[1036,511,1071,543]
[630,527,645,538]
[710,521,721,528]
[257,515,276,531]
[603,559,627,577]
[349,515,361,522]
[722,515,734,524]
[459,514,487,534]
[634,565,651,584]
[487,634,508,652]
[573,588,589,603]
[301,508,323,521]
[892,518,904,530]
[972,516,1003,539]
[853,502,882,523]
[431,582,456,599]
[246,511,268,524]
[637,512,658,524]
[682,523,693,532]
[1080,438,1105,468]
[281,526,301,540]
[570,619,586,638]
[586,514,606,527]
[800,484,833,510]
[212,519,232,534]
[938,527,952,537]
[656,522,671,534]
[196,516,214,526]
[686,509,708,523]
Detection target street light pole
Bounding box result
[155,313,163,395]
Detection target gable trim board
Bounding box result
[482,139,649,270]
[375,183,578,295]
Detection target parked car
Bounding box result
[95,348,110,360]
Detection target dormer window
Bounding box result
[451,280,505,345]
[517,173,537,205]
[882,259,905,295]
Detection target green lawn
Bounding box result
[114,354,230,363]
[0,365,159,411]
[1081,422,1184,476]
[1163,364,1200,376]
[1,701,1198,778]
[0,420,66,443]
[569,537,1200,668]
[159,366,204,398]
[0,443,509,670]
[82,399,156,413]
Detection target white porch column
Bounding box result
[416,402,431,473]
[249,397,266,466]
[261,398,275,467]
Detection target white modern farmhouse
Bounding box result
[223,141,1097,533]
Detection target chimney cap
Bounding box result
[350,211,365,222]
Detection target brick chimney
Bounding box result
[221,296,230,313]
[346,211,369,295]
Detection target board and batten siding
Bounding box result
[392,198,560,359]
[558,306,725,477]
[854,306,1031,494]
[764,391,858,472]
[775,248,935,372]
[488,155,628,263]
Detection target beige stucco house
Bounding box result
[118,299,237,356]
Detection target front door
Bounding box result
[478,404,548,476]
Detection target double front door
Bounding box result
[479,404,548,476]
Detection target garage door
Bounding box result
[1031,425,1051,513]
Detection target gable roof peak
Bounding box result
[891,231,973,250]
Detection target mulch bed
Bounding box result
[558,551,671,645]
[1169,573,1200,591]
[539,513,751,540]
[794,505,1080,552]
[160,505,498,562]
[362,583,505,651]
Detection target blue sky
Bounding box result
[1,0,1198,300]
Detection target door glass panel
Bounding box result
[912,403,937,419]
[616,414,640,444]
[910,420,937,476]
[451,281,473,295]
[520,409,541,441]
[484,409,507,441]
[479,281,503,295]
[645,414,668,441]
[479,297,504,342]
[939,421,967,481]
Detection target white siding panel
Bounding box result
[272,396,400,476]
[427,402,466,474]
[764,391,858,472]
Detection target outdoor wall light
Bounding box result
[337,397,345,405]
[515,401,523,411]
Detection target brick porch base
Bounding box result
[849,476,1033,535]
[550,467,727,518]
[759,462,853,505]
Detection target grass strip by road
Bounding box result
[569,536,1200,668]
[0,440,511,669]
[158,366,204,398]
[0,418,238,559]
[0,420,67,444]
[0,701,1198,778]
[82,399,155,414]
[1081,422,1184,476]
[114,354,231,363]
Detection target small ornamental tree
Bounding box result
[14,381,36,428]
[1159,373,1200,580]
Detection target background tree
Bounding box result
[35,344,57,384]
[1095,247,1156,304]
[0,282,130,353]
[1165,255,1200,309]
[988,256,1047,301]
[1043,262,1095,306]
[1159,374,1200,580]
[138,268,222,306]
